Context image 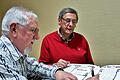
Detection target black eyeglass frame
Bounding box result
[61,18,78,24]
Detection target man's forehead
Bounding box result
[63,13,77,19]
[26,16,38,27]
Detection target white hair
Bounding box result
[2,6,38,35]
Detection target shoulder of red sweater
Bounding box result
[74,32,84,36]
[44,31,58,38]
[73,32,87,40]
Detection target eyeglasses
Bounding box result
[28,27,39,33]
[62,18,78,24]
[17,23,39,34]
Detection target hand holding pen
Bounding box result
[86,67,99,80]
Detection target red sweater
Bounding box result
[39,31,94,65]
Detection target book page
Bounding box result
[99,65,120,80]
[64,64,120,80]
[115,70,120,80]
[99,68,117,80]
[64,64,100,80]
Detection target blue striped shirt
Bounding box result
[0,35,58,80]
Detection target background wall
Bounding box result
[0,0,120,66]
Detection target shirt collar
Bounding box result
[1,35,24,61]
[58,28,74,43]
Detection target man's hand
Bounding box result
[86,74,99,80]
[55,59,70,68]
[55,70,78,80]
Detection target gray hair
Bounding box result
[59,8,78,21]
[2,6,38,35]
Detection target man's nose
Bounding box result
[33,33,40,40]
[69,21,74,26]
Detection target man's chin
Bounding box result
[66,32,72,35]
[24,47,32,55]
[66,30,73,34]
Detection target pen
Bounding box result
[82,73,88,80]
[113,69,119,80]
[91,68,94,77]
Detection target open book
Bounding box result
[63,64,120,80]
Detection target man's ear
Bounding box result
[58,18,62,25]
[10,23,18,37]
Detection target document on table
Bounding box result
[115,70,120,80]
[64,64,100,80]
[99,68,118,80]
[99,65,120,80]
[64,64,120,80]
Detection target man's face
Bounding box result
[16,16,40,54]
[58,13,78,35]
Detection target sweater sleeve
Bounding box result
[39,37,51,64]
